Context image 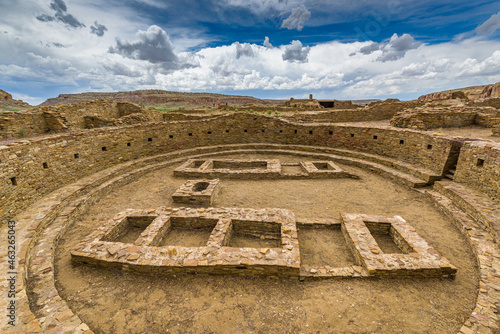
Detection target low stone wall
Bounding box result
[0,111,49,138]
[163,113,213,121]
[391,107,500,130]
[391,110,477,129]
[493,126,500,137]
[71,207,301,278]
[341,213,456,277]
[475,111,500,128]
[280,108,397,123]
[0,100,162,139]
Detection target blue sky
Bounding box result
[1,0,500,105]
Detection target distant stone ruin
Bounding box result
[0,100,162,139]
[390,103,500,132]
[285,95,357,109]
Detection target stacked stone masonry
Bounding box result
[71,207,301,278]
[1,113,500,333]
[172,179,220,206]
[0,113,482,225]
[391,106,500,130]
[341,213,456,277]
[173,158,359,179]
[0,100,162,139]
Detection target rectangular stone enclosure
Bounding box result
[174,159,359,179]
[71,209,456,279]
[341,213,457,277]
[71,207,301,278]
[172,179,220,206]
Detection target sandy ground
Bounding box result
[53,153,479,334]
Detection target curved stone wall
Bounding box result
[0,113,462,223]
[1,113,500,333]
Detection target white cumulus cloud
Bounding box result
[282,40,310,63]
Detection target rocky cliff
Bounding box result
[479,82,500,99]
[418,82,500,101]
[0,89,31,108]
[40,90,281,107]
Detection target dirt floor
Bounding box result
[54,153,479,334]
[423,125,500,142]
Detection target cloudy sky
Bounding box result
[1,0,500,105]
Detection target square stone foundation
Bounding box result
[299,160,359,179]
[341,213,457,278]
[172,179,220,206]
[174,159,281,179]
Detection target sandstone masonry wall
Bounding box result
[282,107,400,123]
[0,112,48,138]
[0,100,161,139]
[453,141,500,199]
[391,111,477,129]
[391,107,500,130]
[0,113,492,223]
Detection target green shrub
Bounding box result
[19,128,25,138]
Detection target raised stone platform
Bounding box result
[71,207,301,278]
[174,158,359,179]
[341,213,457,278]
[71,207,455,279]
[172,179,220,206]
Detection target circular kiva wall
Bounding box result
[1,113,500,333]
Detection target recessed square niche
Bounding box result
[103,216,157,244]
[158,217,219,247]
[228,220,282,248]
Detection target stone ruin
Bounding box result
[390,98,500,135]
[2,108,500,333]
[174,158,359,179]
[70,206,456,279]
[70,158,455,280]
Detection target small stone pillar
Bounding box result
[309,94,313,100]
